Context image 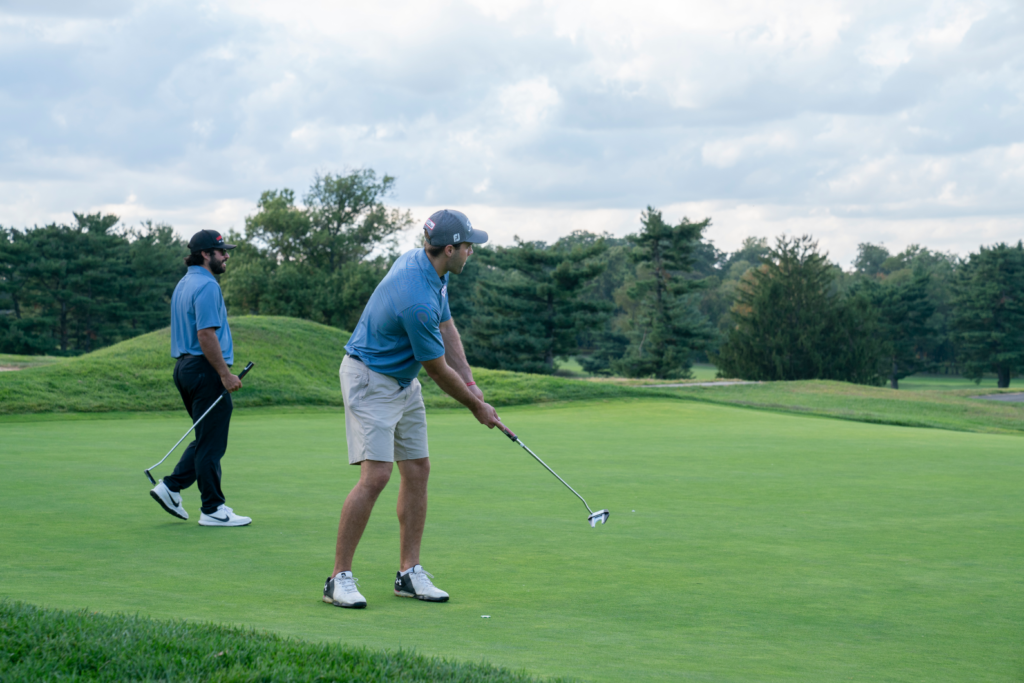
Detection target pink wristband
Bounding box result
[466,381,477,387]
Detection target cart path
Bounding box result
[972,392,1024,402]
[641,381,759,388]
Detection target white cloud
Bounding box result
[0,0,1022,266]
[497,77,560,128]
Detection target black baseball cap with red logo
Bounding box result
[423,209,488,247]
[188,230,236,253]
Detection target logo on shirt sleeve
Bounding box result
[441,285,447,298]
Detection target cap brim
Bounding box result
[223,243,237,249]
[465,230,488,244]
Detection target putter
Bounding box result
[144,361,254,485]
[498,425,610,527]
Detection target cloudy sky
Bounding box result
[1,0,1021,266]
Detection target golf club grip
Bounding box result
[237,361,254,380]
[499,425,518,442]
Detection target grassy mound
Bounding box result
[0,601,568,682]
[0,316,647,414]
[0,317,347,414]
[2,315,1020,436]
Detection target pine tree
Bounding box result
[949,242,1024,388]
[853,269,935,388]
[611,208,711,379]
[0,215,186,355]
[122,221,188,334]
[468,237,611,374]
[714,235,882,383]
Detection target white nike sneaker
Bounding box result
[149,480,188,520]
[323,571,367,609]
[394,565,449,602]
[198,504,251,527]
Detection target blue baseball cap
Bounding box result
[423,209,488,247]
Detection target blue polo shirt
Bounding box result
[170,266,234,365]
[345,248,451,386]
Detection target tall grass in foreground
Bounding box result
[0,601,571,682]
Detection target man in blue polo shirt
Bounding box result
[323,209,504,609]
[149,229,251,527]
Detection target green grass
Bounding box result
[1,400,1021,682]
[0,317,648,415]
[663,379,1024,435]
[0,601,568,682]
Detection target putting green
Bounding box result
[1,399,1020,682]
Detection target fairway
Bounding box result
[1,399,1021,682]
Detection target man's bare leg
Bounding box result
[396,457,430,571]
[333,460,393,576]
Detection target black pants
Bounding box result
[163,355,233,514]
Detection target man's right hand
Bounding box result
[471,400,504,430]
[221,373,242,393]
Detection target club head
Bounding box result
[588,509,610,527]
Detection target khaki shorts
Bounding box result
[340,355,429,465]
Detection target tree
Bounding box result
[714,235,882,383]
[14,216,129,354]
[562,233,632,376]
[0,214,186,355]
[121,221,187,335]
[949,242,1024,388]
[468,235,611,374]
[725,236,770,272]
[611,207,711,379]
[853,243,892,277]
[221,170,413,330]
[849,243,958,376]
[0,227,52,354]
[856,270,936,388]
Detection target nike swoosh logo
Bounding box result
[209,515,229,522]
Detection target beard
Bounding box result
[210,257,227,275]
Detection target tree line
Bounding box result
[0,213,186,355]
[3,169,1022,388]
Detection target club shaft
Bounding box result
[516,440,594,515]
[144,362,254,479]
[145,393,224,473]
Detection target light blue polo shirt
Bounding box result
[170,266,234,365]
[345,248,451,386]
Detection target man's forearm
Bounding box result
[440,320,474,384]
[424,358,482,410]
[197,329,231,378]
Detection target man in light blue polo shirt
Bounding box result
[149,229,251,528]
[323,209,504,609]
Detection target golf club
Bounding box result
[498,424,610,527]
[144,361,254,485]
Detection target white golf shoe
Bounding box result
[198,504,251,527]
[149,481,188,520]
[394,565,449,602]
[323,571,367,609]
